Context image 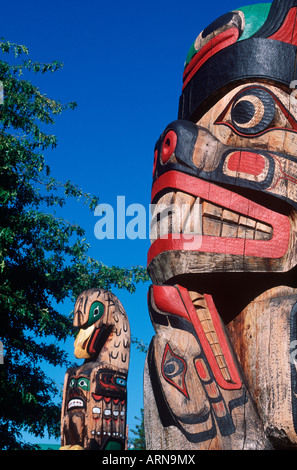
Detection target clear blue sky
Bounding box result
[1,0,272,446]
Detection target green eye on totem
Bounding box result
[87,301,104,327]
[69,378,76,388]
[77,378,90,391]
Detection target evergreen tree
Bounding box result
[0,38,148,449]
[129,408,146,450]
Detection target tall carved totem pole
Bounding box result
[60,289,130,450]
[144,0,297,450]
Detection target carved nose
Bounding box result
[153,120,225,180]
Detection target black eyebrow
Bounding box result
[83,295,88,316]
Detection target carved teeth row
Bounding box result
[67,398,84,410]
[188,292,231,383]
[202,200,272,240]
[150,191,273,243]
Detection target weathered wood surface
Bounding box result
[145,0,297,450]
[60,289,130,450]
[227,286,297,447]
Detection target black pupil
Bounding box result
[231,100,255,125]
[164,362,176,374]
[163,357,184,378]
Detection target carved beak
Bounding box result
[74,325,95,359]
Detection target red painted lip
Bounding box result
[148,171,290,265]
[153,284,242,390]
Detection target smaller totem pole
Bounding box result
[60,289,130,450]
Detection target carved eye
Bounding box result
[161,343,188,398]
[163,357,184,378]
[78,377,90,391]
[69,378,76,388]
[87,301,104,327]
[161,130,177,163]
[215,86,297,136]
[116,377,127,387]
[231,88,275,134]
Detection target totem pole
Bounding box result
[144,0,297,450]
[60,289,130,450]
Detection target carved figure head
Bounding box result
[61,289,130,450]
[148,0,297,285]
[73,288,130,368]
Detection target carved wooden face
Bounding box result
[147,285,247,444]
[148,82,297,283]
[145,1,297,450]
[62,363,127,450]
[148,0,297,284]
[87,365,128,450]
[73,289,130,368]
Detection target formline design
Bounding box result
[144,0,297,450]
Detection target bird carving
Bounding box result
[60,289,130,450]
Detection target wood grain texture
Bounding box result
[227,286,297,447]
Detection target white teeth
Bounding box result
[150,190,273,243]
[104,409,111,416]
[67,398,84,410]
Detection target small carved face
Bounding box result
[152,329,245,443]
[66,368,91,412]
[61,290,130,450]
[89,366,128,449]
[154,331,211,431]
[147,284,246,443]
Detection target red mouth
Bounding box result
[148,171,290,265]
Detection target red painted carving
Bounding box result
[148,171,291,264]
[161,343,189,398]
[269,7,297,46]
[226,151,266,176]
[183,28,240,90]
[153,284,242,391]
[161,130,178,164]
